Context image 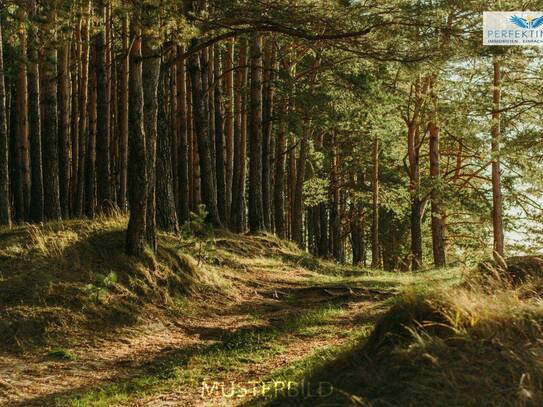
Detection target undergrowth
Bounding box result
[0,216,360,352]
[258,259,543,407]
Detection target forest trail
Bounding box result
[0,263,397,407]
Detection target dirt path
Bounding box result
[129,299,383,407]
[0,275,392,407]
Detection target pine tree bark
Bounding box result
[142,37,160,251]
[203,48,215,184]
[287,135,296,240]
[9,86,19,218]
[408,123,422,271]
[0,15,10,227]
[176,46,190,224]
[224,39,234,224]
[187,74,196,210]
[42,8,62,220]
[230,37,248,232]
[330,133,341,262]
[10,82,24,222]
[126,30,147,257]
[491,58,505,258]
[27,0,43,222]
[58,43,71,218]
[170,60,178,212]
[85,44,97,218]
[213,44,227,225]
[262,41,276,231]
[407,90,423,270]
[354,173,366,265]
[428,77,446,267]
[371,138,380,268]
[273,104,287,238]
[187,45,221,227]
[292,126,308,246]
[106,5,116,205]
[70,35,79,216]
[316,135,328,257]
[76,4,90,217]
[318,202,328,257]
[95,0,111,213]
[157,67,180,233]
[16,14,31,219]
[248,33,265,233]
[119,13,129,211]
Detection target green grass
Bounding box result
[56,303,349,407]
[1,217,343,351]
[253,276,543,407]
[47,347,79,361]
[1,217,475,407]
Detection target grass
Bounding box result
[2,216,340,352]
[47,347,79,361]
[1,217,194,350]
[8,217,539,407]
[254,263,543,407]
[56,303,349,407]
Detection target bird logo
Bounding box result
[510,15,543,29]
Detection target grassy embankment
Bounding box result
[2,218,541,406]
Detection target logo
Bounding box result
[509,15,543,29]
[483,12,543,46]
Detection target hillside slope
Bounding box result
[1,217,440,406]
[4,219,537,407]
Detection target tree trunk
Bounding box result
[287,135,296,240]
[10,86,20,219]
[187,45,221,227]
[27,0,43,222]
[70,35,79,216]
[156,67,180,233]
[224,39,234,224]
[126,31,147,257]
[187,73,196,209]
[106,5,115,206]
[213,44,227,224]
[95,0,111,213]
[203,47,215,184]
[42,9,62,220]
[16,15,31,219]
[58,43,71,218]
[85,44,97,218]
[0,15,10,226]
[428,77,446,267]
[262,41,276,231]
[292,126,308,246]
[169,62,178,213]
[330,132,341,261]
[351,191,365,266]
[410,196,422,269]
[408,120,422,270]
[491,58,505,258]
[76,3,90,217]
[230,37,248,232]
[176,46,190,224]
[248,33,265,233]
[273,105,287,238]
[119,13,129,211]
[371,138,380,268]
[142,38,160,251]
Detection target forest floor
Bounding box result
[1,219,542,406]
